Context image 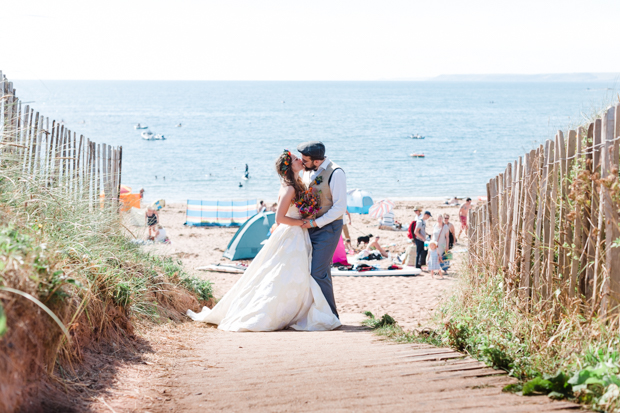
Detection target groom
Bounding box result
[298,141,346,319]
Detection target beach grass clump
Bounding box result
[367,266,620,411]
[435,268,620,410]
[0,155,212,411]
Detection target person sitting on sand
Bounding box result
[154,224,170,243]
[270,202,278,212]
[367,236,389,258]
[444,196,459,206]
[257,200,266,213]
[145,206,159,239]
[378,211,395,230]
[344,238,355,254]
[400,243,417,267]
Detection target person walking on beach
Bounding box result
[427,241,444,280]
[432,215,450,257]
[458,198,472,237]
[413,211,431,269]
[145,206,159,239]
[342,209,352,240]
[299,141,346,319]
[444,214,457,249]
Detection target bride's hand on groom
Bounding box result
[300,220,312,229]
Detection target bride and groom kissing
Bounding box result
[188,141,347,331]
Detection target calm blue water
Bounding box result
[12,80,617,203]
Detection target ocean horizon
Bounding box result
[12,80,618,204]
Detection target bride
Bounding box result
[187,150,342,332]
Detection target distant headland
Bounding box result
[430,73,620,82]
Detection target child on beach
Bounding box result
[427,241,444,279]
[145,206,159,239]
[154,224,170,243]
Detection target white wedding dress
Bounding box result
[187,205,342,332]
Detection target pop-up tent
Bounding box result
[224,212,276,260]
[347,189,374,214]
[185,199,257,227]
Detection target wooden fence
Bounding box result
[0,71,122,207]
[468,103,620,318]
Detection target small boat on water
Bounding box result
[410,134,425,139]
[176,123,182,127]
[135,123,148,130]
[410,153,425,158]
[141,131,166,141]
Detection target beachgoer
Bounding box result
[401,243,417,267]
[458,198,472,237]
[413,211,431,269]
[367,236,388,258]
[378,210,395,230]
[444,214,457,249]
[432,215,450,257]
[257,200,266,213]
[427,241,443,279]
[154,225,169,243]
[445,196,459,206]
[342,210,352,240]
[270,202,278,212]
[407,206,422,240]
[139,188,144,199]
[145,206,159,238]
[344,238,355,254]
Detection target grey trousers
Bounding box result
[308,219,343,319]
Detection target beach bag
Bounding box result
[440,252,450,272]
[407,220,416,239]
[332,235,349,266]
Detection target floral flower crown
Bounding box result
[280,149,292,173]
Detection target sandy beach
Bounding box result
[136,198,471,330]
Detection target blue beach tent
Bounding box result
[223,212,276,260]
[347,189,374,214]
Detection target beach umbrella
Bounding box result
[347,189,374,214]
[369,199,395,219]
[120,185,132,195]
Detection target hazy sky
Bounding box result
[2,0,619,80]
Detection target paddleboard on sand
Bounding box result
[332,267,421,277]
[197,264,246,274]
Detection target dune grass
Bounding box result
[364,265,620,411]
[0,155,212,411]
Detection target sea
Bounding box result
[12,80,619,204]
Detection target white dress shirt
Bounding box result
[305,157,347,228]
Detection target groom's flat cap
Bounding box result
[297,141,325,158]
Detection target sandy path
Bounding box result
[94,201,578,411]
[99,315,576,412]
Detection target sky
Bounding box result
[2,0,619,81]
